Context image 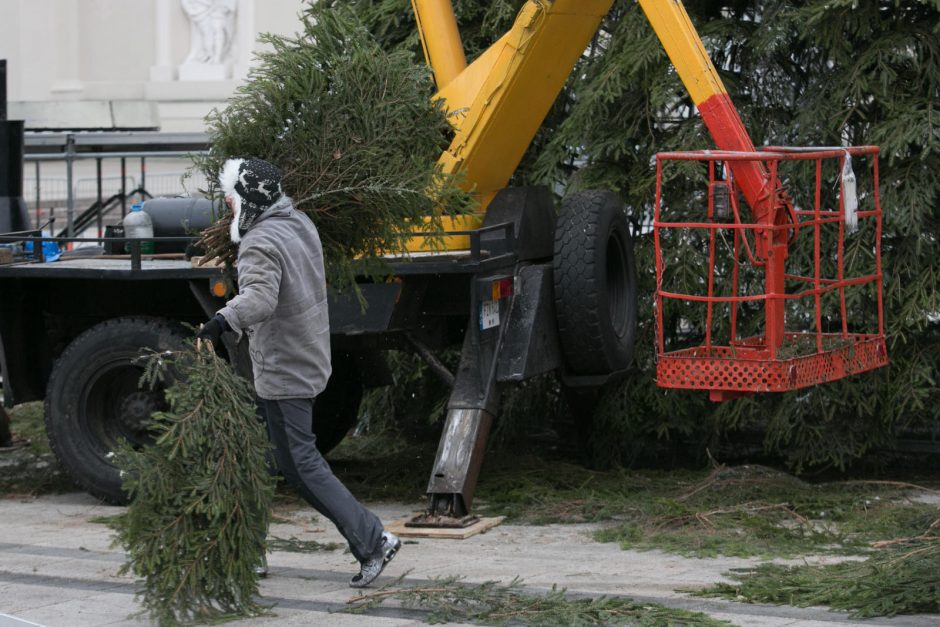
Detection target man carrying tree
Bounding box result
[197,158,401,588]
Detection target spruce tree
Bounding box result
[561,0,940,470]
[112,342,275,624]
[195,4,474,289]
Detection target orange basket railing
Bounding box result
[653,146,888,401]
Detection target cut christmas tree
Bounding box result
[195,4,475,286]
[111,341,275,624]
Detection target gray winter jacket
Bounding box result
[217,196,332,399]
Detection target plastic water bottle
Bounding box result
[124,203,155,254]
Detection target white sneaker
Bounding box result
[349,531,401,588]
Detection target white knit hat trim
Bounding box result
[219,158,245,243]
[219,158,244,198]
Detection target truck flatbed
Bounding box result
[0,257,221,280]
[0,239,516,280]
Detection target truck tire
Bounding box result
[315,351,363,454]
[44,317,186,504]
[553,190,637,375]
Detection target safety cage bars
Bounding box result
[652,146,888,402]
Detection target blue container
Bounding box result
[23,239,61,262]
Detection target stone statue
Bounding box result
[181,0,238,65]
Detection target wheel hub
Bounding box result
[118,391,160,432]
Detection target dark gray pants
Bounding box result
[261,397,383,563]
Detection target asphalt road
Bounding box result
[1,492,938,626]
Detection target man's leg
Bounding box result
[263,397,383,563]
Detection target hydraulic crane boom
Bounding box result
[412,0,776,218]
[412,0,788,348]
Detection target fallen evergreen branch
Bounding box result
[697,515,940,617]
[111,341,276,625]
[651,501,811,532]
[585,464,939,559]
[345,573,729,626]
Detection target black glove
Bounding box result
[197,314,229,345]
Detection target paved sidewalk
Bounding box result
[1,493,937,626]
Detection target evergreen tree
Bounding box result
[196,5,474,288]
[112,343,275,624]
[550,0,940,470]
[351,0,940,469]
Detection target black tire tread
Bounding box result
[553,190,636,375]
[44,317,186,503]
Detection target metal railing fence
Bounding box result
[23,131,210,237]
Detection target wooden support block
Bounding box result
[385,514,505,539]
[0,249,13,265]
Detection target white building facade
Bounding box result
[0,0,304,131]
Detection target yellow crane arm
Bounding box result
[411,0,770,240]
[413,0,613,216]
